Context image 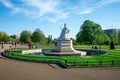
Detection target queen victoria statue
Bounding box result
[57,23,70,40]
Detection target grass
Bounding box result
[74,44,120,50]
[4,49,120,68]
[60,50,120,67]
[3,44,120,68]
[4,50,64,64]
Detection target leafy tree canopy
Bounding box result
[32,28,46,44]
[20,30,32,43]
[76,20,104,44]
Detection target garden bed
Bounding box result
[2,49,120,68]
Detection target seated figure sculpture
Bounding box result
[44,23,86,56]
[57,23,70,40]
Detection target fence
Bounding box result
[64,60,120,67]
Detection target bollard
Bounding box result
[100,60,102,66]
[112,60,114,66]
[74,61,76,67]
[87,61,88,66]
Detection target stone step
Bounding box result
[48,64,62,69]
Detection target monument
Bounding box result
[54,23,74,52]
[44,23,86,56]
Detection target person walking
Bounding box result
[1,42,4,49]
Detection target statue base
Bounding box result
[43,39,86,56]
[54,40,74,52]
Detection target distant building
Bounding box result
[10,35,19,40]
[48,35,52,39]
[104,29,119,39]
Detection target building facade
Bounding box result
[104,29,119,39]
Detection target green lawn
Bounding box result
[61,50,120,67]
[3,48,120,68]
[33,44,120,50]
[74,44,120,50]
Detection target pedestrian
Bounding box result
[1,42,4,49]
[31,42,33,48]
[12,41,14,46]
[35,43,38,49]
[15,42,17,47]
[10,44,12,48]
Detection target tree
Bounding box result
[0,32,4,41]
[0,32,12,42]
[103,34,111,45]
[71,38,78,45]
[93,34,105,53]
[110,41,115,49]
[117,30,120,44]
[76,20,103,44]
[32,31,41,43]
[32,28,46,44]
[109,34,118,44]
[20,30,31,43]
[47,35,52,44]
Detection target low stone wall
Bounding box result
[22,49,42,54]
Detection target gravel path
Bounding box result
[0,44,120,80]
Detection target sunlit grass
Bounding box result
[4,44,120,67]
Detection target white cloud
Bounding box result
[0,0,21,14]
[79,8,93,14]
[93,0,120,7]
[79,0,120,15]
[0,0,69,23]
[22,0,60,17]
[1,0,120,21]
[22,0,69,22]
[46,11,69,23]
[0,0,13,8]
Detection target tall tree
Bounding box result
[76,20,103,44]
[20,30,31,43]
[0,32,12,42]
[47,35,52,44]
[32,28,46,44]
[0,32,4,41]
[117,30,120,44]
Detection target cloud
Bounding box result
[22,0,60,16]
[0,0,21,14]
[0,0,69,23]
[79,0,120,15]
[0,0,13,8]
[94,0,120,7]
[79,8,93,14]
[0,0,120,22]
[46,11,69,23]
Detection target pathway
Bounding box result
[0,44,120,80]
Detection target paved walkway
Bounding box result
[0,44,28,52]
[0,44,120,80]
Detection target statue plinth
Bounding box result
[54,39,75,52]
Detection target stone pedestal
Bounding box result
[54,40,74,52]
[44,39,86,56]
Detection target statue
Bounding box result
[57,23,70,40]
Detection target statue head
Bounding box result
[64,23,66,27]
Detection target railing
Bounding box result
[64,60,120,68]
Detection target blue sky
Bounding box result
[0,0,120,39]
